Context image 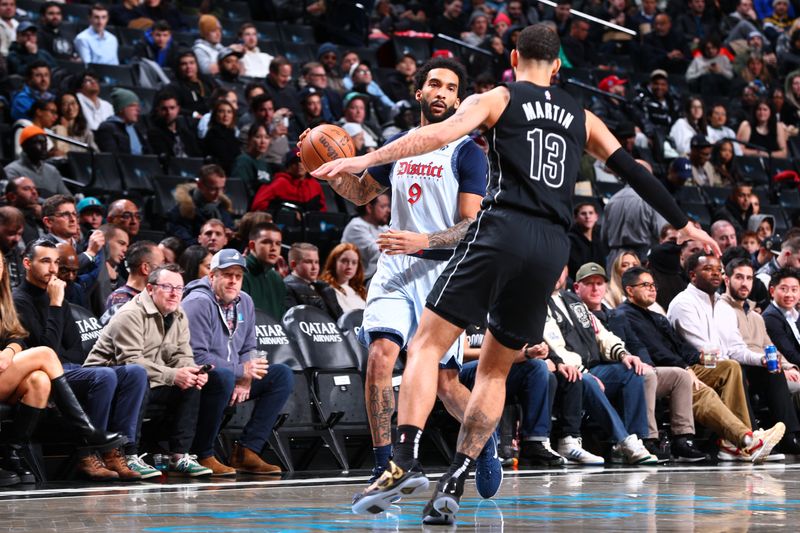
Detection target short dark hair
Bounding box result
[250,93,273,113]
[91,3,108,15]
[770,267,800,289]
[721,245,750,270]
[152,19,171,32]
[147,263,183,285]
[199,164,225,182]
[725,257,753,277]
[356,192,390,216]
[99,222,127,241]
[24,237,57,261]
[238,22,256,37]
[42,194,75,219]
[572,201,596,217]
[127,240,158,272]
[159,236,186,261]
[249,221,282,242]
[685,251,716,276]
[244,82,267,101]
[269,56,290,75]
[40,1,61,15]
[516,23,561,62]
[26,60,51,79]
[29,98,55,119]
[621,266,651,289]
[414,57,468,100]
[153,88,179,109]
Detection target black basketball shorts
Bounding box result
[425,206,569,350]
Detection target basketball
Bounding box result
[300,124,356,172]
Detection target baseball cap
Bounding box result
[210,249,248,271]
[19,125,46,146]
[650,69,668,81]
[284,147,301,167]
[670,157,692,180]
[763,234,782,255]
[18,21,37,33]
[218,47,244,62]
[774,0,789,6]
[76,197,104,214]
[690,134,712,149]
[299,86,320,102]
[342,91,369,108]
[598,75,627,92]
[575,262,609,283]
[431,49,455,59]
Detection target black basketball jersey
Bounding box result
[483,82,586,228]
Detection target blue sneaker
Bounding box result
[475,433,503,499]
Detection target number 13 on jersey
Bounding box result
[527,128,566,188]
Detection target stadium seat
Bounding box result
[117,27,146,48]
[60,2,91,23]
[66,152,124,193]
[224,178,250,217]
[732,155,769,185]
[778,188,800,210]
[388,36,432,65]
[279,24,315,44]
[117,154,161,193]
[89,63,137,87]
[277,43,317,65]
[150,175,194,218]
[283,305,368,471]
[676,186,707,205]
[769,157,794,178]
[167,157,205,178]
[221,1,252,20]
[70,305,104,358]
[253,21,280,42]
[702,186,729,206]
[337,309,368,372]
[761,205,789,234]
[594,180,624,202]
[304,211,349,258]
[681,202,712,228]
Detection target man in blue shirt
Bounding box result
[74,3,118,65]
[10,60,54,121]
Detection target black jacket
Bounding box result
[617,301,700,368]
[713,197,753,235]
[763,303,800,366]
[168,77,217,117]
[591,307,653,364]
[202,124,241,175]
[13,279,85,365]
[284,274,343,320]
[147,116,202,158]
[95,117,153,155]
[567,225,609,281]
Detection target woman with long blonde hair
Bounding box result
[0,252,120,485]
[605,251,641,308]
[321,243,367,313]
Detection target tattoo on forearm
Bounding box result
[456,408,495,458]
[368,384,395,444]
[427,217,475,248]
[331,172,387,206]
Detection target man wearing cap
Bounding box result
[575,262,708,461]
[10,60,54,122]
[193,14,228,76]
[74,4,118,65]
[591,75,635,134]
[687,134,719,186]
[77,196,104,246]
[96,88,152,155]
[317,43,345,94]
[239,23,273,79]
[661,157,693,194]
[633,68,681,140]
[251,149,326,213]
[183,249,294,475]
[4,125,70,196]
[7,21,55,76]
[461,11,490,46]
[763,0,795,44]
[214,46,245,92]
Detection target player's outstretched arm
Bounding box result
[584,111,721,257]
[312,88,507,180]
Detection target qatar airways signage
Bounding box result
[299,321,342,343]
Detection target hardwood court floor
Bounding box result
[1,464,799,531]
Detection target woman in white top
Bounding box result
[669,96,707,156]
[321,243,367,313]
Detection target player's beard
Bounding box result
[421,99,457,124]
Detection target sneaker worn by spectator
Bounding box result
[519,439,567,466]
[102,448,142,480]
[643,438,671,463]
[126,454,161,480]
[229,442,281,474]
[557,436,605,465]
[169,454,213,477]
[613,435,659,464]
[671,435,708,462]
[197,455,236,476]
[717,423,786,463]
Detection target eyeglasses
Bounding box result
[630,282,657,290]
[308,72,327,78]
[118,212,142,221]
[52,211,78,219]
[154,283,184,294]
[355,68,369,74]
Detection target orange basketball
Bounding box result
[300,124,356,172]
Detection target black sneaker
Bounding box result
[351,460,428,515]
[422,472,464,525]
[778,435,800,456]
[518,440,567,467]
[671,436,708,463]
[643,438,670,464]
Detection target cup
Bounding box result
[701,346,720,368]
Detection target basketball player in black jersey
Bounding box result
[314,24,720,525]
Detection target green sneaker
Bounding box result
[169,454,213,477]
[126,454,162,480]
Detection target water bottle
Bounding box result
[765,345,779,373]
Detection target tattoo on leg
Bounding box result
[456,408,495,458]
[368,385,395,444]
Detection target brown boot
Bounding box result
[77,453,119,481]
[197,455,236,476]
[102,449,142,481]
[229,442,282,474]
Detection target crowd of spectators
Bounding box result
[3,0,800,484]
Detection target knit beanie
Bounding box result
[110,87,140,114]
[19,125,46,146]
[198,14,220,37]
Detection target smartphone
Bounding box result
[198,364,213,374]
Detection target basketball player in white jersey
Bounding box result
[300,57,501,510]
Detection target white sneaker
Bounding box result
[747,423,786,464]
[557,436,605,465]
[617,435,658,465]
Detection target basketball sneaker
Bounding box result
[422,471,464,525]
[747,423,786,464]
[557,436,605,465]
[351,460,429,515]
[614,435,659,465]
[475,433,503,499]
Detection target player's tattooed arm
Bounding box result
[329,171,388,206]
[427,216,475,248]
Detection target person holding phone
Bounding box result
[182,249,294,475]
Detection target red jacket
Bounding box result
[251,172,327,212]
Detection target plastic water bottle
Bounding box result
[766,345,779,373]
